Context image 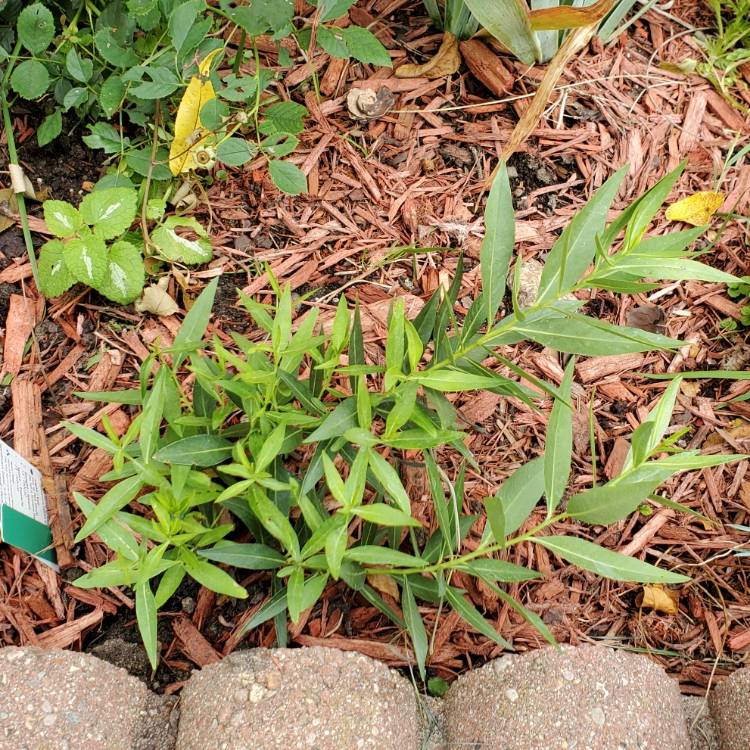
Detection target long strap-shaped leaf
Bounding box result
[462,0,540,65]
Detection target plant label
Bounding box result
[0,440,58,570]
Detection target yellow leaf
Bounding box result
[169,49,222,176]
[640,584,679,615]
[395,32,461,79]
[665,191,724,226]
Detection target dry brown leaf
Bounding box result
[135,277,180,317]
[0,188,18,233]
[395,32,461,79]
[639,584,679,615]
[625,305,665,333]
[703,420,750,449]
[367,574,400,601]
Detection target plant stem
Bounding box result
[1,39,40,285]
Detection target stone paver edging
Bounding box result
[0,642,746,749]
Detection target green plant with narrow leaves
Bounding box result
[36,187,212,303]
[72,163,741,673]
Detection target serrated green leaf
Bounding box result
[17,3,55,54]
[260,101,307,136]
[99,75,126,117]
[96,240,144,304]
[37,110,62,147]
[65,48,93,83]
[317,25,349,58]
[37,239,76,298]
[535,535,690,583]
[82,123,129,154]
[216,137,256,167]
[43,201,82,238]
[152,216,213,264]
[63,232,108,287]
[341,26,392,66]
[268,160,307,195]
[79,187,136,239]
[11,60,49,99]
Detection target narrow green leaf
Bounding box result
[351,503,421,527]
[153,435,232,467]
[199,542,285,569]
[481,164,515,324]
[445,586,513,649]
[491,457,545,537]
[461,558,542,582]
[241,588,288,634]
[136,581,159,670]
[173,277,219,366]
[402,577,428,680]
[74,477,144,542]
[537,166,628,301]
[181,550,248,598]
[345,545,428,568]
[544,357,575,512]
[367,450,412,515]
[535,535,690,583]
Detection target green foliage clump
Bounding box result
[37,187,212,303]
[1,0,391,193]
[69,163,740,672]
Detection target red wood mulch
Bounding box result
[1,0,750,694]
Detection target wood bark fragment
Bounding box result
[459,40,514,97]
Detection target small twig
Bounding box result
[140,99,161,252]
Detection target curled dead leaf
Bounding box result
[665,191,724,226]
[135,276,180,317]
[0,188,19,233]
[346,86,396,121]
[395,31,461,79]
[639,584,679,615]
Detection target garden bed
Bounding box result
[1,0,749,697]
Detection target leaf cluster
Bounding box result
[37,187,213,302]
[71,163,741,673]
[1,1,391,193]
